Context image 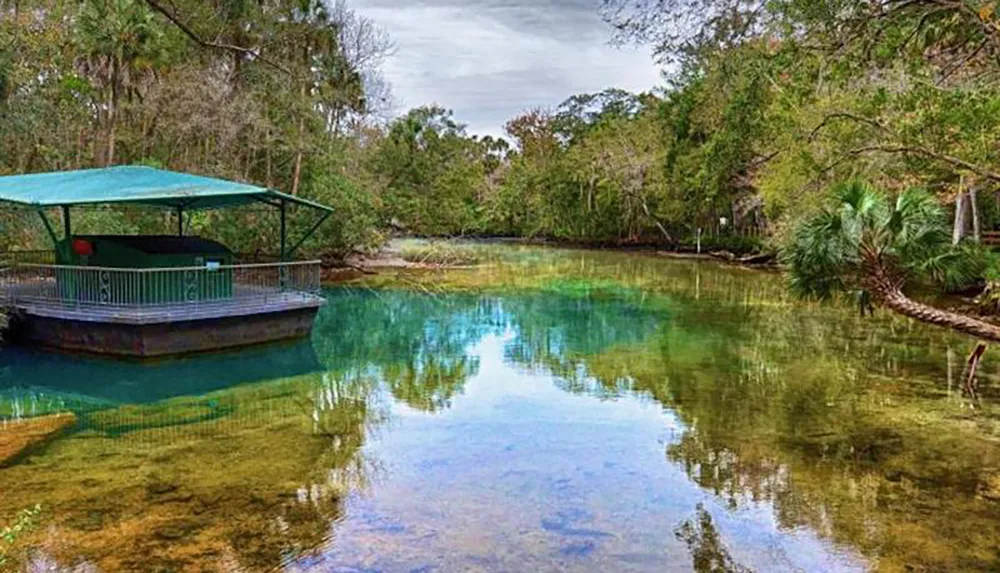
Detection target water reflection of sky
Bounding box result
[294,333,866,572]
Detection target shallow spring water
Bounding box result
[1,245,1000,572]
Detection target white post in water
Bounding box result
[696,228,702,254]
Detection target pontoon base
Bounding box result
[9,303,322,358]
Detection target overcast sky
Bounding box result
[352,0,663,137]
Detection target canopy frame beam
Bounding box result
[285,210,331,260]
[37,209,58,246]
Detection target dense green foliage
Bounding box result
[5,0,1000,258]
[1,0,387,257]
[785,181,984,302]
[476,0,1000,248]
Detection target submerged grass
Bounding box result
[0,505,41,570]
[0,373,378,572]
[551,333,1000,572]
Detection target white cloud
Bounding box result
[353,0,662,137]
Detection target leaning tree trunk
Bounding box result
[878,287,1000,342]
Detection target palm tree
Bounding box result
[783,180,1000,342]
[76,0,163,166]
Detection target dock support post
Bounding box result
[279,199,287,261]
[62,205,71,240]
[279,199,287,289]
[177,207,183,237]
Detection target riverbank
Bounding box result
[321,237,776,283]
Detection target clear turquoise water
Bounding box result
[1,246,999,572]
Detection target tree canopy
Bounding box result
[5,0,1000,262]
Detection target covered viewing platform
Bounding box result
[0,167,333,358]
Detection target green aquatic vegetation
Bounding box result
[535,315,1000,572]
[343,246,1000,571]
[398,241,483,266]
[366,246,996,570]
[0,504,40,569]
[535,277,646,300]
[82,400,234,437]
[0,373,380,572]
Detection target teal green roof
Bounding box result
[0,166,333,211]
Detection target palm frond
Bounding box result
[914,240,987,293]
[784,180,982,302]
[890,187,950,267]
[783,209,856,300]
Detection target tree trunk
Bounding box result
[965,342,987,397]
[333,108,343,137]
[971,185,981,243]
[953,190,970,245]
[291,143,303,196]
[76,128,85,168]
[265,126,273,188]
[879,287,1000,342]
[291,50,308,197]
[106,58,119,167]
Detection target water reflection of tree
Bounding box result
[502,289,662,381]
[381,355,478,412]
[305,257,1000,570]
[313,288,663,411]
[535,272,1000,571]
[312,289,497,412]
[7,248,999,571]
[675,504,753,573]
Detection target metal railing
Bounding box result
[0,260,322,309]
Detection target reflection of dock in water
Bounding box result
[0,340,322,405]
[0,340,320,426]
[71,371,378,452]
[0,340,363,450]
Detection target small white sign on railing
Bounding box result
[206,261,221,271]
